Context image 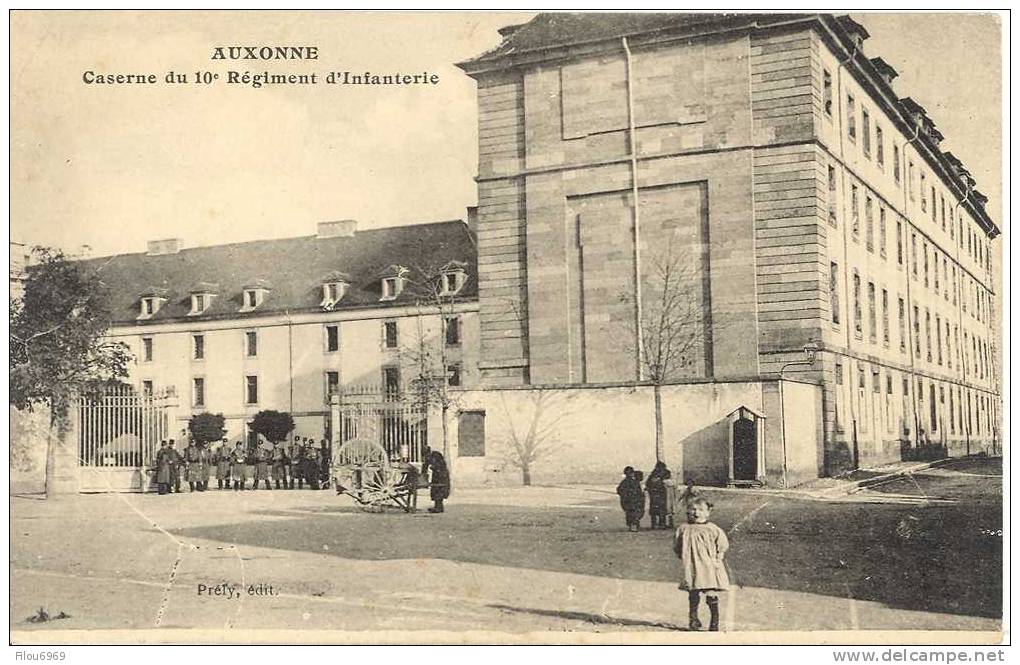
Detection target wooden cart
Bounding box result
[331,437,421,512]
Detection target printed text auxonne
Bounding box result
[212,46,319,60]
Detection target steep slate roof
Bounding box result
[80,220,478,326]
[460,12,809,65]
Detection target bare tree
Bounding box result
[494,389,568,486]
[632,239,708,473]
[402,261,469,462]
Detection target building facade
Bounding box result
[457,13,1001,476]
[85,219,480,444]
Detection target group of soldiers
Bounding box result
[153,435,333,494]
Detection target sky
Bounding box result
[10,11,1003,258]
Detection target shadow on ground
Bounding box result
[175,457,1002,622]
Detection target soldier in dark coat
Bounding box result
[302,447,320,490]
[616,466,645,532]
[167,440,183,493]
[198,443,212,491]
[254,443,271,490]
[646,461,672,530]
[426,450,450,513]
[155,440,172,495]
[271,444,289,490]
[318,439,332,490]
[215,438,232,490]
[184,441,205,492]
[230,442,247,491]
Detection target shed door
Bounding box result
[732,417,757,481]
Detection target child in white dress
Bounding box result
[673,496,729,631]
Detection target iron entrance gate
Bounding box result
[77,385,175,492]
[334,385,429,464]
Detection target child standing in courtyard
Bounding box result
[616,466,645,532]
[674,496,729,631]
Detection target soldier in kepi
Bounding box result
[318,438,332,490]
[271,442,288,490]
[154,440,172,495]
[231,441,247,491]
[254,441,272,490]
[184,438,205,492]
[287,435,301,489]
[215,438,232,490]
[167,439,183,493]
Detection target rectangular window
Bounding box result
[867,282,877,342]
[936,315,943,365]
[881,289,889,345]
[952,267,957,304]
[444,316,462,346]
[325,325,339,353]
[947,322,953,368]
[913,305,921,355]
[829,262,840,325]
[383,321,398,349]
[142,337,153,362]
[908,161,915,200]
[896,220,904,265]
[192,377,205,408]
[446,364,462,387]
[827,165,837,226]
[862,108,871,156]
[245,330,258,357]
[847,94,856,140]
[457,411,486,457]
[142,380,153,397]
[933,250,940,292]
[930,186,936,221]
[920,172,927,212]
[923,242,929,287]
[940,194,946,230]
[876,125,884,167]
[950,208,955,239]
[324,371,339,402]
[193,334,204,360]
[383,366,400,400]
[879,206,887,258]
[865,196,874,251]
[245,375,258,405]
[925,309,932,362]
[911,233,918,277]
[851,184,860,237]
[853,272,862,335]
[893,145,901,184]
[872,367,880,394]
[142,298,153,316]
[823,70,833,116]
[898,297,906,352]
[942,257,949,300]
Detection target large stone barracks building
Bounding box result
[456,13,1001,476]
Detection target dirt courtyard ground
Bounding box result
[10,457,1002,643]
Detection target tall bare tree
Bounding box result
[402,261,470,462]
[633,239,708,473]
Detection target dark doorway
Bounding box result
[732,417,757,481]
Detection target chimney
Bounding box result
[317,220,357,238]
[147,238,183,256]
[466,206,478,235]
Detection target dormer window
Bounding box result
[379,266,408,302]
[440,269,467,296]
[137,289,168,320]
[319,272,350,310]
[381,277,403,301]
[188,283,218,316]
[240,281,271,313]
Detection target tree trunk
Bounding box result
[522,463,531,487]
[44,404,73,499]
[653,382,664,463]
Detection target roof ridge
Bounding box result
[79,218,468,262]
